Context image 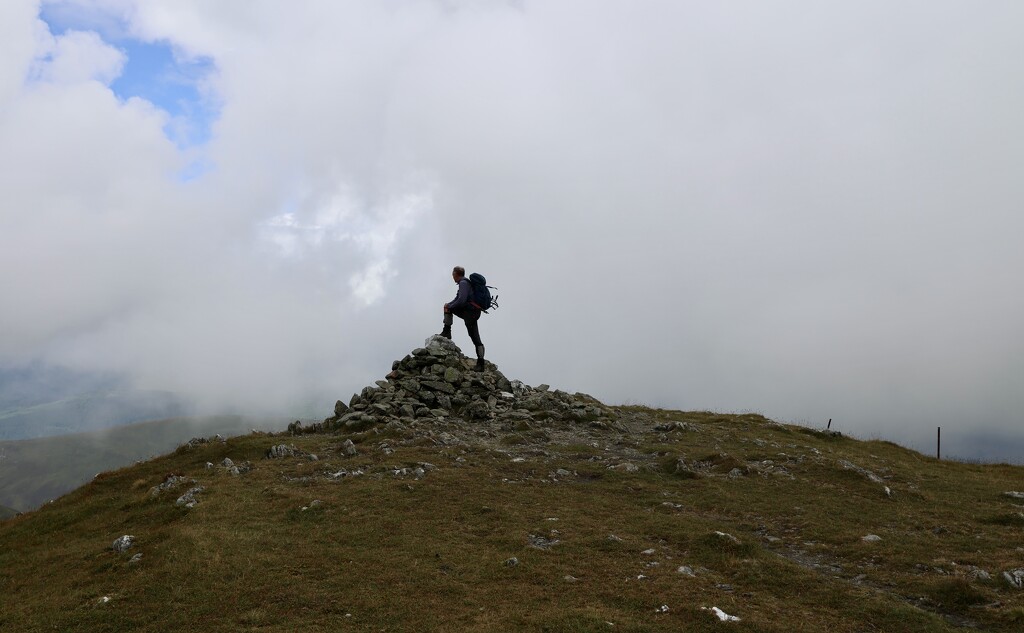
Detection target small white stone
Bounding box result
[703,606,741,622]
[862,534,882,542]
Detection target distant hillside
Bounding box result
[2,337,1023,631]
[0,389,193,441]
[0,415,287,511]
[0,504,17,520]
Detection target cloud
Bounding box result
[2,1,1023,452]
[32,28,125,84]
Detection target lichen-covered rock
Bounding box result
[444,367,462,384]
[424,335,462,355]
[1004,569,1024,589]
[266,444,301,459]
[149,475,192,497]
[112,535,135,553]
[180,436,209,450]
[175,486,205,508]
[464,400,491,420]
[421,380,455,395]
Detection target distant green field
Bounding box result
[0,415,289,511]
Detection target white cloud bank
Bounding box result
[1,1,1023,453]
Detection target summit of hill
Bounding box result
[2,336,1023,632]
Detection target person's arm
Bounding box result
[445,279,471,310]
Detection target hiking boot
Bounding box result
[474,344,485,372]
[440,312,454,339]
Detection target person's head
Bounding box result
[452,266,465,282]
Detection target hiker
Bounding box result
[440,266,485,371]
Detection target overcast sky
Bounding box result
[2,1,1022,457]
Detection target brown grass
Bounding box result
[2,408,1023,632]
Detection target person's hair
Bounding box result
[452,266,465,277]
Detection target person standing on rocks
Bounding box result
[440,266,485,371]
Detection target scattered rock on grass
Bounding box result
[862,534,882,543]
[227,461,253,476]
[1004,569,1024,589]
[327,468,364,479]
[175,486,205,508]
[341,439,358,456]
[609,462,639,473]
[266,444,314,459]
[149,475,192,497]
[654,421,694,432]
[267,444,298,458]
[528,533,560,549]
[838,459,885,484]
[505,557,519,567]
[112,535,135,553]
[702,606,741,622]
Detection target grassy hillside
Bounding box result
[0,415,286,511]
[2,406,1023,631]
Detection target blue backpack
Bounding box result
[468,273,498,312]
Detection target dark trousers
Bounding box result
[444,307,483,348]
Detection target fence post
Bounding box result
[937,427,941,460]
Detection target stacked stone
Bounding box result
[313,335,618,433]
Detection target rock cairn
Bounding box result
[292,335,618,434]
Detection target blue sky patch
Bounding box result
[40,5,219,150]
